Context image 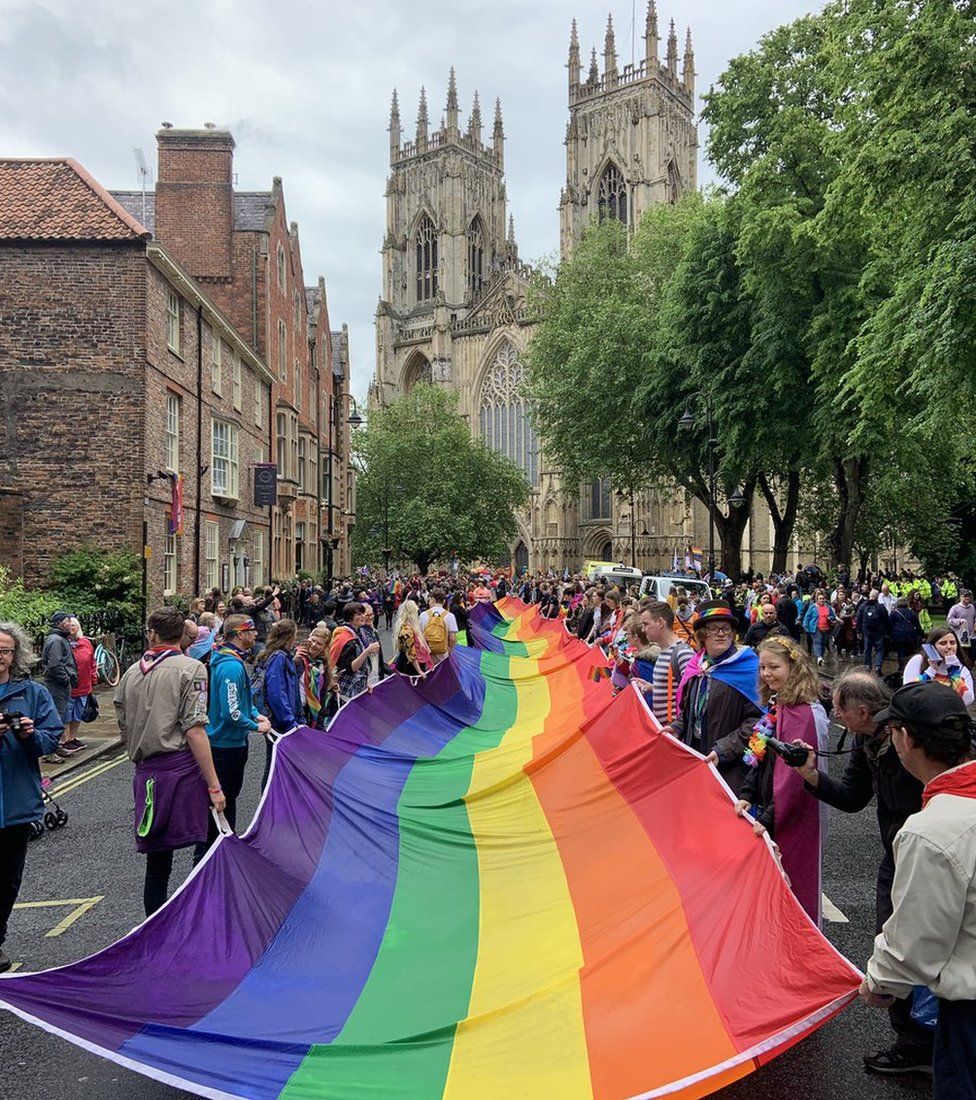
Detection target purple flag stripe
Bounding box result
[115,651,488,1098]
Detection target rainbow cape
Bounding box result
[0,597,860,1099]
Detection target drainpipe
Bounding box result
[194,305,203,595]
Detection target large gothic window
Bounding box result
[667,160,682,205]
[589,477,611,520]
[598,162,628,225]
[415,213,438,301]
[467,216,485,298]
[479,342,539,486]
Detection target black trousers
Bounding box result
[192,744,248,865]
[876,852,934,1053]
[934,999,976,1099]
[144,850,174,917]
[0,824,31,947]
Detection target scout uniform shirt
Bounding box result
[114,647,210,762]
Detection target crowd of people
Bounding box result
[0,560,972,1097]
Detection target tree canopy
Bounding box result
[351,385,530,575]
[527,0,976,579]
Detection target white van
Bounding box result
[584,563,644,589]
[639,575,711,605]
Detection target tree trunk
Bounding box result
[712,476,758,580]
[829,456,869,569]
[414,551,431,575]
[758,469,801,575]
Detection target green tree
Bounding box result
[352,385,530,575]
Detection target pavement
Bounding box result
[0,636,935,1099]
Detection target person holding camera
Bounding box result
[788,669,931,1075]
[114,607,227,916]
[0,621,63,971]
[734,635,829,923]
[860,682,976,1099]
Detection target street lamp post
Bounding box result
[678,398,747,580]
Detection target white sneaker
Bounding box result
[817,657,825,667]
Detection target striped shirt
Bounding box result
[652,641,694,725]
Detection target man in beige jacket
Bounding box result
[861,681,976,1099]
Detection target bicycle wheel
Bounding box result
[96,645,120,686]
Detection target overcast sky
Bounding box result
[1,0,823,397]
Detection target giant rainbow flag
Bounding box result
[0,598,860,1099]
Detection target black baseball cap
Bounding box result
[874,680,971,730]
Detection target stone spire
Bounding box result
[603,13,618,82]
[389,88,400,159]
[507,212,517,252]
[446,67,459,133]
[567,18,581,91]
[493,97,504,161]
[666,18,679,75]
[588,46,599,85]
[416,86,428,148]
[468,89,482,142]
[683,27,695,94]
[645,1,659,65]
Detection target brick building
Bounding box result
[0,157,275,602]
[112,126,355,581]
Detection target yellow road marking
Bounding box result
[49,753,127,798]
[13,897,105,937]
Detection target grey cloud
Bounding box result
[1,0,824,396]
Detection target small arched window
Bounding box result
[415,213,438,301]
[667,160,682,205]
[598,162,628,225]
[467,216,486,298]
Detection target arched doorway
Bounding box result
[599,539,613,562]
[514,541,528,573]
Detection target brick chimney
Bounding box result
[154,126,235,278]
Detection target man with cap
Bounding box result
[671,600,762,796]
[39,612,77,758]
[790,670,930,1075]
[860,681,976,1099]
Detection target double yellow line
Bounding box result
[48,752,127,799]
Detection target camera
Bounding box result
[766,736,812,768]
[0,710,26,735]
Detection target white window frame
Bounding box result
[254,379,264,428]
[276,412,288,480]
[163,529,177,595]
[166,289,180,353]
[298,436,307,492]
[211,332,222,395]
[278,320,287,380]
[232,353,242,411]
[204,521,219,590]
[165,392,180,472]
[211,418,239,499]
[252,530,265,586]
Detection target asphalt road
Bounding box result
[0,695,933,1100]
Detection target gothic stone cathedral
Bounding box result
[371,5,704,574]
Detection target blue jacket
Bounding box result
[802,603,836,635]
[0,678,63,827]
[207,647,260,749]
[262,650,302,734]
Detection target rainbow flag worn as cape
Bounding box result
[0,597,860,1099]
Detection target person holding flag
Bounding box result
[672,601,762,797]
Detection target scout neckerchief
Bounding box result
[139,645,182,675]
[690,642,736,744]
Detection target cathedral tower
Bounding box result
[559,2,698,256]
[374,73,519,407]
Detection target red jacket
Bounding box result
[70,636,97,697]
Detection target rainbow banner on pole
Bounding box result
[0,598,860,1099]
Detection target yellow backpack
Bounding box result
[423,609,449,655]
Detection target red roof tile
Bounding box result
[0,157,150,242]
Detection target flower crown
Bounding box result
[762,636,803,662]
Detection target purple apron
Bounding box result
[133,748,209,854]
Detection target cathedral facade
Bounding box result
[371,5,780,574]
